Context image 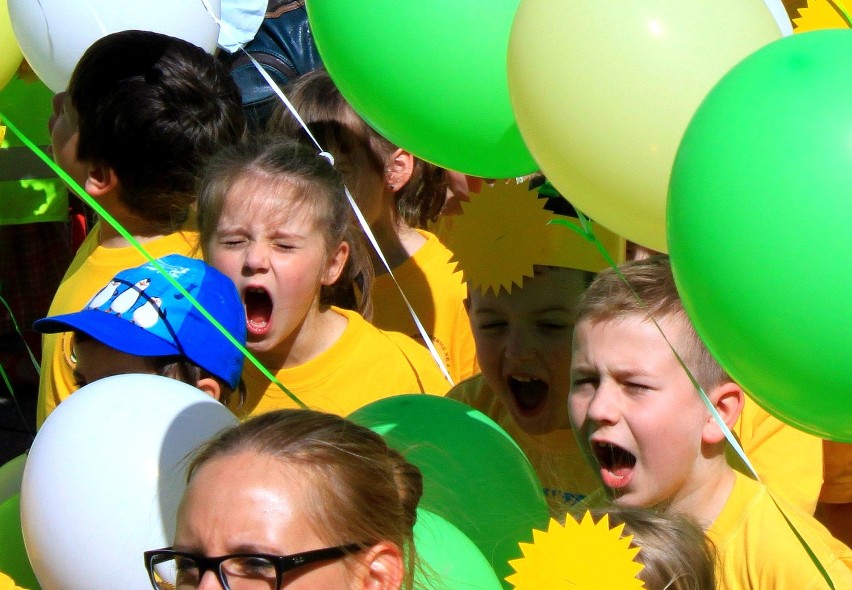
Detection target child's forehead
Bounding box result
[470,267,589,312]
[224,175,317,220]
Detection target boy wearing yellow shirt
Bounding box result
[38,30,245,426]
[568,255,851,588]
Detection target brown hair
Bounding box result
[69,30,245,230]
[577,254,729,391]
[196,134,373,316]
[268,68,447,229]
[186,409,423,588]
[587,504,717,590]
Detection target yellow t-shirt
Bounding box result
[0,571,27,590]
[447,374,598,516]
[708,471,852,590]
[821,441,852,504]
[36,222,199,426]
[370,229,478,384]
[729,397,824,514]
[230,307,451,419]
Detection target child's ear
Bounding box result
[384,149,414,192]
[84,162,119,197]
[322,241,350,286]
[702,381,744,445]
[354,541,404,590]
[196,377,222,402]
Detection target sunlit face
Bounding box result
[174,451,356,589]
[568,314,711,509]
[206,176,347,365]
[49,92,87,185]
[72,337,156,388]
[469,267,588,435]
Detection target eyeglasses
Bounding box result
[143,544,365,590]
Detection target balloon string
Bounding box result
[239,52,455,386]
[0,293,41,375]
[0,112,307,409]
[0,362,35,440]
[549,214,760,480]
[195,0,455,385]
[826,0,852,26]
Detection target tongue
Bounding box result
[245,290,272,333]
[509,378,547,413]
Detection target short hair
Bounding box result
[69,30,245,229]
[186,409,423,589]
[577,255,729,390]
[197,134,374,316]
[588,504,717,590]
[269,68,447,229]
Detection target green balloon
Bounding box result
[668,30,852,442]
[349,395,548,589]
[306,0,537,178]
[0,495,41,590]
[414,509,503,590]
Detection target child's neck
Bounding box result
[369,216,426,274]
[95,200,178,248]
[669,462,737,528]
[256,305,348,370]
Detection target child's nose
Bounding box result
[585,381,620,425]
[243,242,270,272]
[504,327,535,361]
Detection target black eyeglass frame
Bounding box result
[143,543,365,590]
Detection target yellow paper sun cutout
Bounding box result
[506,512,645,590]
[444,180,623,295]
[791,0,851,31]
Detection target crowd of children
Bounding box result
[4,27,848,590]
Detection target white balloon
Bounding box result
[20,374,238,590]
[7,0,221,92]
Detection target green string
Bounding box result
[549,206,834,589]
[0,112,306,409]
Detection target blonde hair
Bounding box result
[186,409,422,589]
[269,68,447,228]
[197,134,373,316]
[577,255,729,391]
[588,504,717,590]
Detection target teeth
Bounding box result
[511,375,533,382]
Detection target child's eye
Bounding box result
[570,376,598,390]
[477,321,507,332]
[538,321,570,332]
[274,242,296,250]
[219,236,246,247]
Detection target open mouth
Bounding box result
[507,375,548,415]
[244,287,272,336]
[593,441,636,490]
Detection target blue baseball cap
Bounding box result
[34,254,247,389]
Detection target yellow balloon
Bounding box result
[508,0,782,251]
[0,0,22,92]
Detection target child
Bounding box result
[146,408,422,590]
[589,505,717,590]
[269,69,477,384]
[196,134,450,419]
[446,181,625,515]
[34,255,246,405]
[38,30,245,426]
[568,255,852,588]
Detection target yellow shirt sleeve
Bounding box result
[36,225,200,427]
[0,571,28,590]
[729,396,823,514]
[708,471,852,590]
